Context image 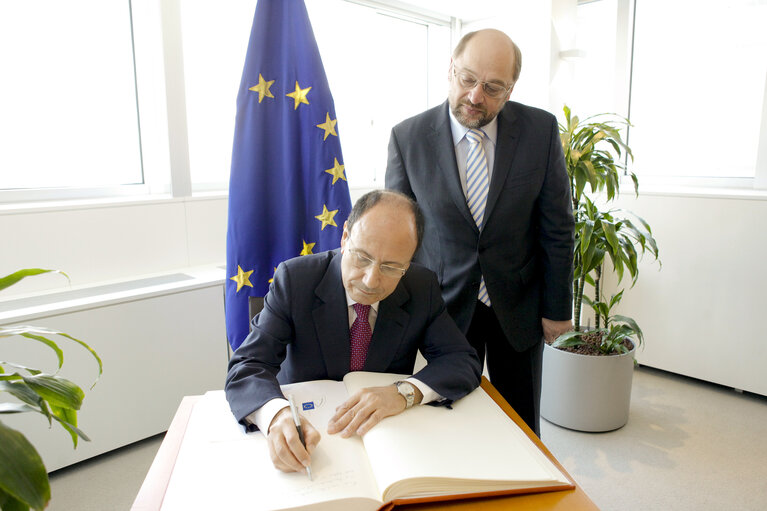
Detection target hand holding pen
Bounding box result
[288,395,313,481]
[265,397,321,475]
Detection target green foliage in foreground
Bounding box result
[1,269,102,510]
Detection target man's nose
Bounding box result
[467,83,485,104]
[361,264,381,288]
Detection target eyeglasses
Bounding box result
[452,65,513,99]
[346,241,408,278]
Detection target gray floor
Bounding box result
[541,366,767,510]
[47,366,767,510]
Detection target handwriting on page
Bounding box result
[292,468,359,497]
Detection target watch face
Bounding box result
[396,381,415,408]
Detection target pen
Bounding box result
[287,394,312,481]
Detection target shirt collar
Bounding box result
[345,291,379,313]
[448,106,499,147]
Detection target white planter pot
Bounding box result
[540,341,636,432]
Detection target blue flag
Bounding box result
[225,0,352,351]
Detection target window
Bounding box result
[629,0,767,182]
[178,0,253,191]
[570,0,767,187]
[0,1,143,193]
[571,0,621,116]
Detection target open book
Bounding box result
[160,373,573,511]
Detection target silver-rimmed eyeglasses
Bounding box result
[452,64,513,99]
[346,241,408,278]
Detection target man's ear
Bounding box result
[340,222,349,251]
[506,83,516,101]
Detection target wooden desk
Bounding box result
[132,379,598,510]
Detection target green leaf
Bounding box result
[50,404,88,447]
[0,380,46,414]
[22,374,84,411]
[0,363,41,378]
[56,417,90,447]
[0,487,31,511]
[552,330,585,348]
[50,332,103,386]
[0,403,38,414]
[0,269,67,293]
[579,220,595,255]
[0,327,103,387]
[0,385,54,427]
[602,220,620,252]
[0,420,50,510]
[593,301,609,319]
[612,314,644,346]
[0,329,64,371]
[608,290,625,308]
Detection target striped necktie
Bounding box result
[465,129,491,307]
[465,129,489,228]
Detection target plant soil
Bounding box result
[545,330,634,356]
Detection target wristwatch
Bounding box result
[394,381,416,409]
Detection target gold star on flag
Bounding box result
[230,265,254,292]
[300,240,316,256]
[314,205,339,230]
[316,112,337,140]
[324,158,346,185]
[268,267,277,284]
[248,74,275,103]
[286,81,311,110]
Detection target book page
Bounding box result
[161,383,382,511]
[342,372,570,502]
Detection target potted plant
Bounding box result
[540,106,660,432]
[0,269,102,511]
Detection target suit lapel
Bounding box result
[364,284,410,372]
[485,103,520,221]
[312,250,352,378]
[431,102,478,231]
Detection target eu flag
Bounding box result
[225,0,352,351]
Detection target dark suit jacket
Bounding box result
[386,101,574,351]
[225,249,481,425]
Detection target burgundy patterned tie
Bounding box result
[350,303,372,371]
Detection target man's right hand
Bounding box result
[266,406,321,473]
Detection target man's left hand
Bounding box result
[542,317,573,343]
[327,384,420,438]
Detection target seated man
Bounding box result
[226,189,481,473]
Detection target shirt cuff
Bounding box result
[247,397,290,434]
[406,377,442,405]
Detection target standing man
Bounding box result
[386,29,574,437]
[226,190,481,473]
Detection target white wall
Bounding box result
[0,195,227,297]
